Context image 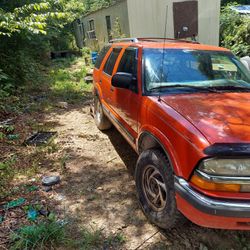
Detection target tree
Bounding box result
[222,0,250,5]
[85,0,116,13]
[220,4,250,57]
[0,0,86,93]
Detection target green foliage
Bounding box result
[85,0,116,13]
[110,17,126,39]
[222,0,249,5]
[0,157,16,198]
[50,58,90,103]
[80,227,103,249]
[81,46,91,58]
[220,4,250,57]
[10,219,66,250]
[0,2,68,37]
[0,0,85,99]
[67,227,126,249]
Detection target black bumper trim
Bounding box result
[204,143,250,156]
[175,177,250,218]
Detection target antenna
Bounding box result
[158,5,168,102]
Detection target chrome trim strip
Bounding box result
[196,170,250,184]
[175,177,250,218]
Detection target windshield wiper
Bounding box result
[211,85,250,92]
[149,84,219,93]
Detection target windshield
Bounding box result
[144,49,250,93]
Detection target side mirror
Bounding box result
[111,72,133,89]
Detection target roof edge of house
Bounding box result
[83,0,126,17]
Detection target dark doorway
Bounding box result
[106,16,112,41]
[173,1,198,39]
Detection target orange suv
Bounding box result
[92,38,250,230]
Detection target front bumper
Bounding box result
[175,177,250,229]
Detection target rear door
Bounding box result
[101,47,122,107]
[112,47,139,137]
[94,45,111,84]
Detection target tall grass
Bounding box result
[11,220,67,250]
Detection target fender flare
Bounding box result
[137,130,182,176]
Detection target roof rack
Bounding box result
[109,38,139,43]
[109,37,199,44]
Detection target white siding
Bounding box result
[127,0,221,46]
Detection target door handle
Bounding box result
[99,79,102,84]
[110,86,114,92]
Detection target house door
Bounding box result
[173,1,198,39]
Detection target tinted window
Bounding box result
[117,48,138,77]
[95,46,111,69]
[103,48,122,75]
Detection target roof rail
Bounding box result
[109,37,199,44]
[109,38,139,43]
[137,37,199,44]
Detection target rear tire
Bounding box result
[135,149,185,229]
[94,96,112,131]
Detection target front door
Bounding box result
[112,47,139,139]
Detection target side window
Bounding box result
[95,45,111,69]
[117,48,138,77]
[103,48,122,76]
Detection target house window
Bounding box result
[106,16,112,41]
[87,19,96,39]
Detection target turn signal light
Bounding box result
[191,175,241,192]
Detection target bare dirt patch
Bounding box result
[1,57,250,249]
[43,102,250,250]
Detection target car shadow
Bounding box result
[103,126,138,176]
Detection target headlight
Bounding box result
[199,158,250,177]
[190,158,250,193]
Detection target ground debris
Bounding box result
[24,131,57,146]
[42,176,60,186]
[56,102,68,109]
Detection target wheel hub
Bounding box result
[142,165,167,212]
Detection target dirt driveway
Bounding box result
[43,100,250,250]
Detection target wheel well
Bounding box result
[138,133,165,155]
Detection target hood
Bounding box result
[161,92,250,144]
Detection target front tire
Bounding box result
[135,149,184,229]
[94,96,112,131]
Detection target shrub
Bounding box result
[220,4,250,57]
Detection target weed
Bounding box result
[59,154,69,172]
[0,131,5,140]
[67,227,126,250]
[10,219,67,250]
[49,58,91,104]
[0,157,16,198]
[3,125,15,133]
[47,141,59,154]
[106,232,126,246]
[67,227,103,250]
